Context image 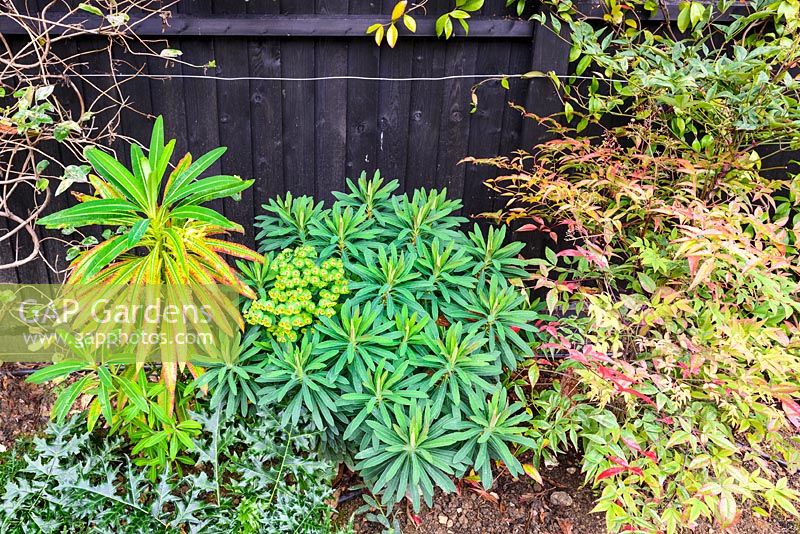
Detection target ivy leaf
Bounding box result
[78,3,103,17]
[34,85,54,101]
[106,13,130,27]
[54,120,80,142]
[160,49,183,59]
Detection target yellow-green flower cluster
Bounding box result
[244,245,348,342]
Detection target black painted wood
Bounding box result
[8,0,636,282]
[315,0,349,201]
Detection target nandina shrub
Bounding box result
[469,0,800,531]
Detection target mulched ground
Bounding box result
[0,364,796,533]
[341,463,798,534]
[0,364,53,449]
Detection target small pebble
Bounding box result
[549,491,574,508]
[438,514,448,525]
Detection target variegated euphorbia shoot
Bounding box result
[32,117,263,471]
[38,116,262,296]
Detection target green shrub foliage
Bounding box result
[470,0,800,531]
[230,172,544,510]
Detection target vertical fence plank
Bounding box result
[404,39,446,194]
[434,41,477,201]
[461,42,511,218]
[520,21,571,150]
[517,18,572,257]
[315,0,349,201]
[374,0,413,185]
[281,0,317,198]
[212,3,256,247]
[248,0,284,214]
[344,0,381,186]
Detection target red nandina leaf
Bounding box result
[619,387,658,408]
[410,514,423,526]
[627,466,643,476]
[609,456,629,467]
[517,224,538,232]
[510,325,521,333]
[596,467,626,481]
[781,397,800,429]
[622,437,643,454]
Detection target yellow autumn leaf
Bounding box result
[523,463,543,484]
[387,24,398,48]
[392,0,408,21]
[403,14,417,32]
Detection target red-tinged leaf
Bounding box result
[410,514,422,527]
[688,258,715,290]
[596,466,626,481]
[718,491,738,528]
[517,223,538,232]
[687,254,700,277]
[643,450,658,462]
[598,366,635,387]
[510,325,521,333]
[781,397,800,429]
[205,238,264,262]
[619,387,658,408]
[622,437,643,454]
[609,456,629,467]
[627,466,643,476]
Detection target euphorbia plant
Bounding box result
[31,117,262,469]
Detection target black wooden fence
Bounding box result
[2,0,686,283]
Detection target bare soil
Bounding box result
[340,459,798,533]
[0,364,53,449]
